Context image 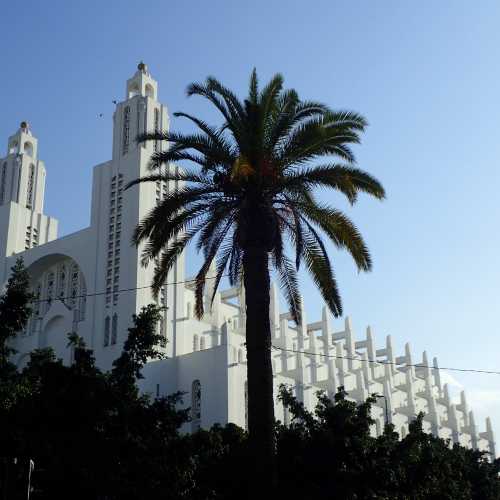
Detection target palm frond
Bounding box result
[280,164,386,203]
[228,228,243,286]
[299,201,372,272]
[248,68,259,105]
[299,219,342,317]
[194,216,235,318]
[151,224,202,296]
[131,186,218,246]
[138,202,211,266]
[125,171,212,189]
[209,237,234,307]
[323,110,367,130]
[274,255,302,323]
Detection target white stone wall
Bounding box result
[2,65,495,459]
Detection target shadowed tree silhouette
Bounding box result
[0,258,32,411]
[127,69,385,490]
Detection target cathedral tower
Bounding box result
[89,62,184,361]
[0,122,58,279]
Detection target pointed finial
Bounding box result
[138,61,148,73]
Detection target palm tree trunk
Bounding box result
[243,245,275,493]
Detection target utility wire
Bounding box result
[28,274,230,305]
[27,277,500,375]
[271,345,500,375]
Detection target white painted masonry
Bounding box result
[2,64,495,456]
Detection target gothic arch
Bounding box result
[145,83,155,99]
[23,253,88,322]
[23,141,33,157]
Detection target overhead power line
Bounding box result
[271,345,500,376]
[28,274,230,305]
[26,277,500,375]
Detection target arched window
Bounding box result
[0,162,7,204]
[238,349,243,363]
[191,380,201,432]
[104,316,110,346]
[375,419,382,437]
[111,314,118,345]
[23,142,33,157]
[200,336,205,350]
[128,83,140,99]
[145,83,155,99]
[186,302,191,319]
[193,334,199,352]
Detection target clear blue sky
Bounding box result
[1,0,499,440]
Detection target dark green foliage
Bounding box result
[0,258,33,410]
[272,385,500,500]
[2,341,499,500]
[0,304,187,500]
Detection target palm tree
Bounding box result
[127,70,385,491]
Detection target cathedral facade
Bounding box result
[2,65,495,455]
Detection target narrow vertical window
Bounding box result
[111,313,118,345]
[193,334,199,352]
[200,336,205,350]
[191,380,201,432]
[122,106,130,155]
[45,272,55,313]
[57,264,66,300]
[34,284,41,316]
[153,108,160,152]
[69,265,79,308]
[104,316,110,346]
[26,164,35,208]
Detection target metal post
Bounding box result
[27,459,34,500]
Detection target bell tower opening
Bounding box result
[125,62,158,101]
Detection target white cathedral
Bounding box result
[1,64,495,456]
